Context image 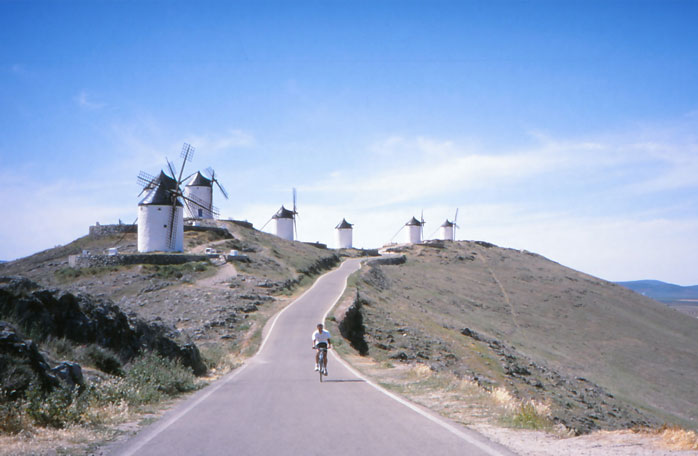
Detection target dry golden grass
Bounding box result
[657,425,698,451]
[0,425,111,456]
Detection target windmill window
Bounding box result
[158,208,162,211]
[198,209,203,217]
[163,224,167,228]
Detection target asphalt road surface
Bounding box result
[111,258,517,456]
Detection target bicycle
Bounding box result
[315,345,328,382]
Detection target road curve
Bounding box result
[110,258,517,456]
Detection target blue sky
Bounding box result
[1,0,697,285]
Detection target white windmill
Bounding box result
[183,167,228,220]
[405,213,424,244]
[335,218,354,249]
[440,208,459,241]
[136,143,211,252]
[262,188,298,241]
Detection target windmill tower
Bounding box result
[405,215,424,244]
[269,188,298,241]
[335,218,353,249]
[136,143,210,252]
[440,209,459,241]
[183,172,213,219]
[183,167,228,220]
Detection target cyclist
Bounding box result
[312,323,332,375]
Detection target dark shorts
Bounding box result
[316,342,328,350]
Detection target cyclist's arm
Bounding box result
[327,338,332,348]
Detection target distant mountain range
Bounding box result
[616,280,698,304]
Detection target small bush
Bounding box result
[0,397,28,434]
[508,402,552,431]
[55,267,82,280]
[80,345,124,376]
[24,384,88,428]
[123,352,198,403]
[43,336,76,361]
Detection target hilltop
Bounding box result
[0,220,353,453]
[331,241,698,435]
[0,220,343,352]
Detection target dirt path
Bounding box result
[475,247,520,333]
[195,262,237,289]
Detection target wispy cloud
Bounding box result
[75,90,106,110]
[187,129,256,154]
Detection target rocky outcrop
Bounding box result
[0,321,60,396]
[338,292,369,355]
[459,327,656,434]
[367,255,407,267]
[0,276,206,376]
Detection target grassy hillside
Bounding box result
[0,220,341,365]
[334,241,698,432]
[0,220,345,453]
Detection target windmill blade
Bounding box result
[211,205,220,219]
[181,143,195,162]
[388,225,405,244]
[420,209,425,240]
[167,203,178,250]
[428,226,440,239]
[137,171,160,197]
[293,217,298,241]
[204,167,215,178]
[259,216,274,231]
[163,159,176,179]
[183,171,197,183]
[292,188,297,214]
[454,208,459,224]
[137,171,157,189]
[181,193,211,211]
[214,180,229,199]
[176,143,195,184]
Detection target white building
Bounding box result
[183,171,213,219]
[440,219,455,241]
[405,216,423,244]
[138,172,184,252]
[335,218,353,249]
[272,206,295,241]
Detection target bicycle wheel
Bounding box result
[319,351,324,382]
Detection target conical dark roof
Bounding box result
[186,171,212,187]
[335,218,353,229]
[272,206,296,219]
[143,170,177,191]
[405,216,423,226]
[139,184,183,206]
[441,219,455,228]
[139,171,182,206]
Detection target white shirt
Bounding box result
[312,329,331,346]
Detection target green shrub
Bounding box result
[43,336,76,361]
[120,352,198,404]
[0,396,28,434]
[55,267,82,280]
[24,384,87,428]
[508,402,552,431]
[81,345,124,376]
[145,262,209,280]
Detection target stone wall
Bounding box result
[69,253,209,268]
[89,224,137,237]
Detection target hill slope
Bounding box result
[0,220,342,355]
[336,241,698,433]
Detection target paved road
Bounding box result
[111,258,517,456]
